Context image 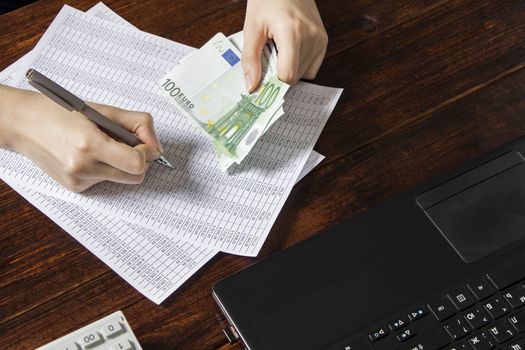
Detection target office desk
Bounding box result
[1,0,525,348]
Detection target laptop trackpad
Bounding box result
[416,151,525,262]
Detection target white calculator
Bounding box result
[36,311,143,350]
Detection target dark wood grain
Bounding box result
[2,0,525,349]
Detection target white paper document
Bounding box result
[2,176,217,304]
[0,3,332,303]
[0,5,342,257]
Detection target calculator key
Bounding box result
[408,307,428,321]
[489,321,515,343]
[389,317,409,331]
[448,287,476,310]
[78,331,104,348]
[401,328,450,350]
[484,297,511,319]
[504,287,525,309]
[464,308,490,329]
[444,317,471,340]
[429,298,456,321]
[468,331,496,350]
[112,340,135,350]
[507,337,525,350]
[103,321,126,338]
[467,277,496,300]
[509,311,525,333]
[57,343,81,350]
[397,327,417,342]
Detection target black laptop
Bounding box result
[213,136,525,350]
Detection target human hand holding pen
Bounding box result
[0,84,163,192]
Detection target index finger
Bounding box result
[274,30,301,84]
[97,134,151,175]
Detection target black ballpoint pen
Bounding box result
[25,68,174,169]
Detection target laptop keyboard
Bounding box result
[324,269,525,350]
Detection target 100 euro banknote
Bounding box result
[158,32,289,170]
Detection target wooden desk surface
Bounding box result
[2,0,525,348]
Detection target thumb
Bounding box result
[242,27,267,93]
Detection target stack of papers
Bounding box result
[0,3,342,304]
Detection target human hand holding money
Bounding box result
[159,32,289,171]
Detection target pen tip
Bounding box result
[157,155,175,169]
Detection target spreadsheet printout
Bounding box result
[0,2,134,85]
[1,174,217,305]
[0,4,326,302]
[0,5,343,256]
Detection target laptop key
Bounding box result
[489,320,515,343]
[397,327,417,342]
[444,317,471,340]
[464,308,490,329]
[445,340,469,350]
[448,287,476,310]
[429,298,456,321]
[507,337,525,350]
[389,317,409,331]
[369,327,389,342]
[468,331,496,350]
[322,337,375,350]
[484,297,511,319]
[468,277,496,300]
[503,287,525,309]
[401,328,450,350]
[408,307,428,321]
[487,270,524,290]
[509,311,525,333]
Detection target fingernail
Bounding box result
[158,144,164,154]
[244,72,254,93]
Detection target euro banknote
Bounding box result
[158,32,289,170]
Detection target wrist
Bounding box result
[0,85,34,151]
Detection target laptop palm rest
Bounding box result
[416,151,525,262]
